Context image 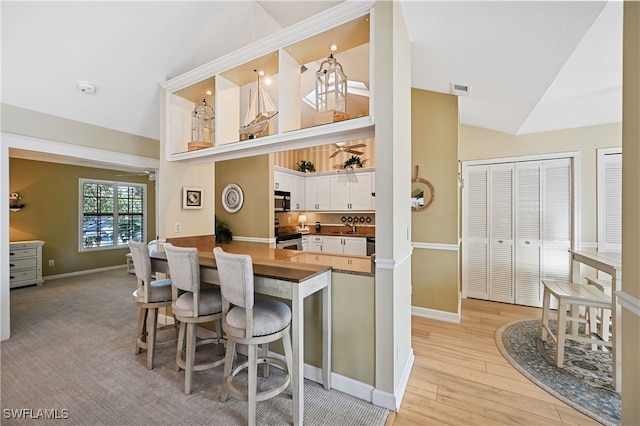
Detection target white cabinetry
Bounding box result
[290,175,305,211]
[276,168,374,212]
[301,235,309,251]
[274,170,289,191]
[329,171,373,211]
[274,168,305,211]
[9,240,45,289]
[305,175,331,211]
[309,235,324,252]
[322,236,367,256]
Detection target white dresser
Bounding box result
[9,240,45,288]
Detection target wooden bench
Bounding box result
[541,280,612,368]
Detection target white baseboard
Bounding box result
[372,348,415,411]
[160,311,392,408]
[411,305,460,323]
[44,264,127,281]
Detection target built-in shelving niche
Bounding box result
[164,7,373,162]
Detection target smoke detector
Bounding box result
[450,82,470,97]
[78,81,96,94]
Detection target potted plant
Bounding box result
[296,160,315,173]
[215,216,233,243]
[343,155,366,169]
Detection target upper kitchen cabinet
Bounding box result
[161,1,375,164]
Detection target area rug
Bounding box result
[496,319,620,426]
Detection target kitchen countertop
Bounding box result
[280,225,375,239]
[165,235,374,277]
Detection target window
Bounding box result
[79,179,146,251]
[597,148,622,252]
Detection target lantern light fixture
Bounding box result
[315,53,347,114]
[187,99,215,151]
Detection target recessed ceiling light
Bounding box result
[330,44,338,52]
[78,81,95,94]
[206,90,212,96]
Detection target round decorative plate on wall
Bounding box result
[221,183,243,213]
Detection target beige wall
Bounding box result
[621,2,640,424]
[2,104,159,158]
[460,122,622,245]
[411,89,460,313]
[215,155,273,240]
[9,158,156,276]
[158,90,215,241]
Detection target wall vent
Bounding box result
[450,82,470,97]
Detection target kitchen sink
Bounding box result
[325,231,359,236]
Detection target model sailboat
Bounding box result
[239,72,278,140]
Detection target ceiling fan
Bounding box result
[116,170,156,181]
[328,142,367,158]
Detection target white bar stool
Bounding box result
[541,280,612,368]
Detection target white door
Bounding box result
[541,158,572,283]
[489,163,515,304]
[599,151,622,252]
[515,161,542,306]
[463,165,490,300]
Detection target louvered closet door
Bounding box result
[489,164,514,303]
[463,165,489,300]
[601,153,622,252]
[541,158,572,283]
[514,161,542,306]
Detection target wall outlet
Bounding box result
[175,222,182,233]
[48,259,54,266]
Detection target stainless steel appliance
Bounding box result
[276,233,302,250]
[274,190,291,212]
[366,237,375,256]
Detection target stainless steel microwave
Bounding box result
[274,190,291,212]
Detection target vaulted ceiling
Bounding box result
[1,1,622,142]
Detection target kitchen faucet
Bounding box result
[345,223,357,233]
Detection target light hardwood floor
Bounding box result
[386,298,600,426]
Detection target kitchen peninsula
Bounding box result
[152,234,376,417]
[152,236,331,426]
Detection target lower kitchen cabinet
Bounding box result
[309,235,323,252]
[322,236,367,256]
[9,240,45,288]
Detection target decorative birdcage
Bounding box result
[188,99,214,151]
[315,54,347,114]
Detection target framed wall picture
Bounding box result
[182,187,203,209]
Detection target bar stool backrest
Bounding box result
[128,240,153,302]
[213,247,254,310]
[164,243,203,317]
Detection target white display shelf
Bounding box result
[162,1,375,164]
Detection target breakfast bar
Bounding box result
[150,244,332,426]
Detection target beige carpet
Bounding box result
[1,269,388,425]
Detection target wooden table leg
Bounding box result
[322,274,332,390]
[292,284,303,426]
[611,271,621,390]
